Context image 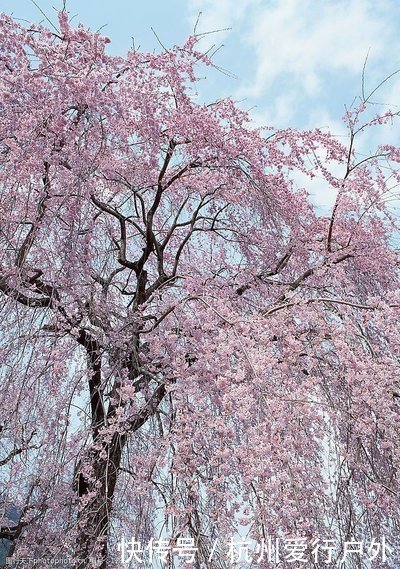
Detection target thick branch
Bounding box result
[0,274,53,308]
[130,383,167,432]
[76,329,105,439]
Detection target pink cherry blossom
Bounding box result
[0,10,399,569]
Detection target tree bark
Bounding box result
[74,433,126,569]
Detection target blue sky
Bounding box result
[1,0,400,209]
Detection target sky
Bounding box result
[1,0,400,209]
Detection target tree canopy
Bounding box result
[0,11,399,569]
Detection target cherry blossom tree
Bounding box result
[0,10,399,569]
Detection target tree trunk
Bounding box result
[74,433,126,569]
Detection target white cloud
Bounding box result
[188,0,400,109]
[187,0,400,210]
[241,0,396,97]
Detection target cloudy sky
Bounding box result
[1,0,399,208]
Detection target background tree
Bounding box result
[0,11,399,569]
